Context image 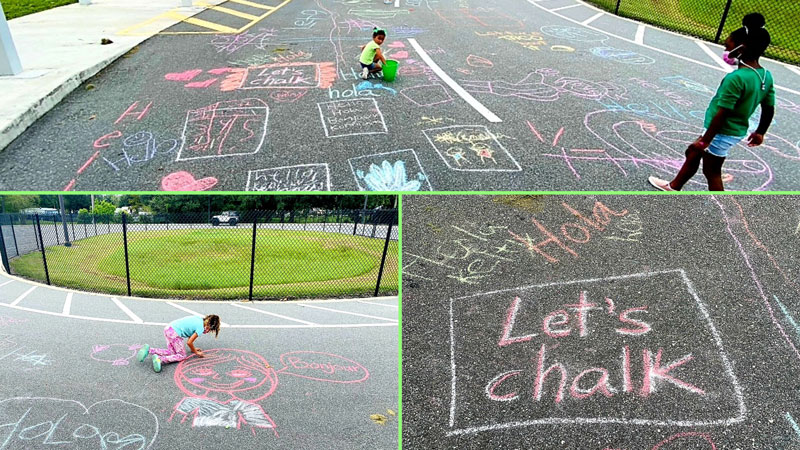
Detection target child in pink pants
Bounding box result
[137,314,221,373]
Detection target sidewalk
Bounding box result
[0,0,223,151]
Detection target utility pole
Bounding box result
[0,1,22,76]
[58,195,71,247]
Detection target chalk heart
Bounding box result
[392,51,409,59]
[387,41,405,48]
[161,171,218,191]
[0,397,158,448]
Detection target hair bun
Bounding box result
[742,12,765,29]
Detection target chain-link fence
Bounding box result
[585,0,799,65]
[0,208,398,300]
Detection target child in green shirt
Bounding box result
[360,28,387,80]
[649,13,775,191]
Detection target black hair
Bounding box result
[729,13,770,60]
[372,27,386,38]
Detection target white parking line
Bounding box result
[231,302,316,325]
[358,300,398,309]
[581,12,603,26]
[696,40,732,72]
[9,286,36,306]
[0,280,14,288]
[787,65,800,77]
[408,38,502,123]
[62,292,72,315]
[635,24,645,45]
[111,297,143,323]
[167,301,231,327]
[550,3,581,12]
[299,303,397,322]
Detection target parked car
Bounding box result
[211,211,239,226]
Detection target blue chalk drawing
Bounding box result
[774,295,800,341]
[356,81,397,96]
[356,160,425,191]
[786,412,800,439]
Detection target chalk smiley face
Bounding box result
[175,349,278,402]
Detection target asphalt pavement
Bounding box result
[0,272,399,449]
[1,0,799,191]
[401,194,800,449]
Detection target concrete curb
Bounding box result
[0,46,136,152]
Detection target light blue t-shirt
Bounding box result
[170,316,205,339]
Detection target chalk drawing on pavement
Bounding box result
[171,349,278,436]
[246,164,331,191]
[0,397,159,449]
[349,149,432,191]
[422,125,522,172]
[445,269,745,436]
[590,47,655,65]
[317,98,388,138]
[539,25,608,42]
[400,84,454,107]
[276,351,370,384]
[177,99,269,162]
[90,344,144,366]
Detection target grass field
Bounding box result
[3,0,76,20]
[9,229,399,299]
[586,0,800,65]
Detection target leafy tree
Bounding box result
[77,209,91,224]
[93,200,116,216]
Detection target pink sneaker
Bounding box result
[648,176,675,191]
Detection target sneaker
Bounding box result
[648,176,675,191]
[361,67,369,80]
[136,344,150,362]
[153,355,162,373]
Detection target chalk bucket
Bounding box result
[382,60,399,82]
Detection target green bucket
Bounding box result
[382,59,399,82]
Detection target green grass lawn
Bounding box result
[3,0,76,20]
[586,0,800,65]
[9,229,399,299]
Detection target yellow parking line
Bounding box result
[229,0,276,10]
[186,17,239,32]
[200,3,260,20]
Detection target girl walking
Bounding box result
[137,314,221,373]
[649,13,775,191]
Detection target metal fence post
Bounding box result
[249,217,258,301]
[53,217,60,245]
[374,219,394,296]
[0,219,10,274]
[353,211,358,236]
[715,0,733,43]
[35,215,50,285]
[614,0,621,15]
[122,214,131,296]
[10,215,18,256]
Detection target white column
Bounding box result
[0,1,22,76]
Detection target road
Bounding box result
[0,272,399,449]
[401,194,800,449]
[1,0,799,191]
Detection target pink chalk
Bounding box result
[161,171,218,191]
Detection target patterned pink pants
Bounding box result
[149,326,188,364]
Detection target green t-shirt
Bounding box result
[360,41,380,65]
[704,67,775,137]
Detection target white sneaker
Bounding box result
[361,67,369,80]
[648,176,675,191]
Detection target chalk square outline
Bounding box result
[348,149,433,191]
[176,103,269,162]
[238,63,321,90]
[446,268,746,436]
[317,98,388,138]
[422,125,522,172]
[245,163,331,191]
